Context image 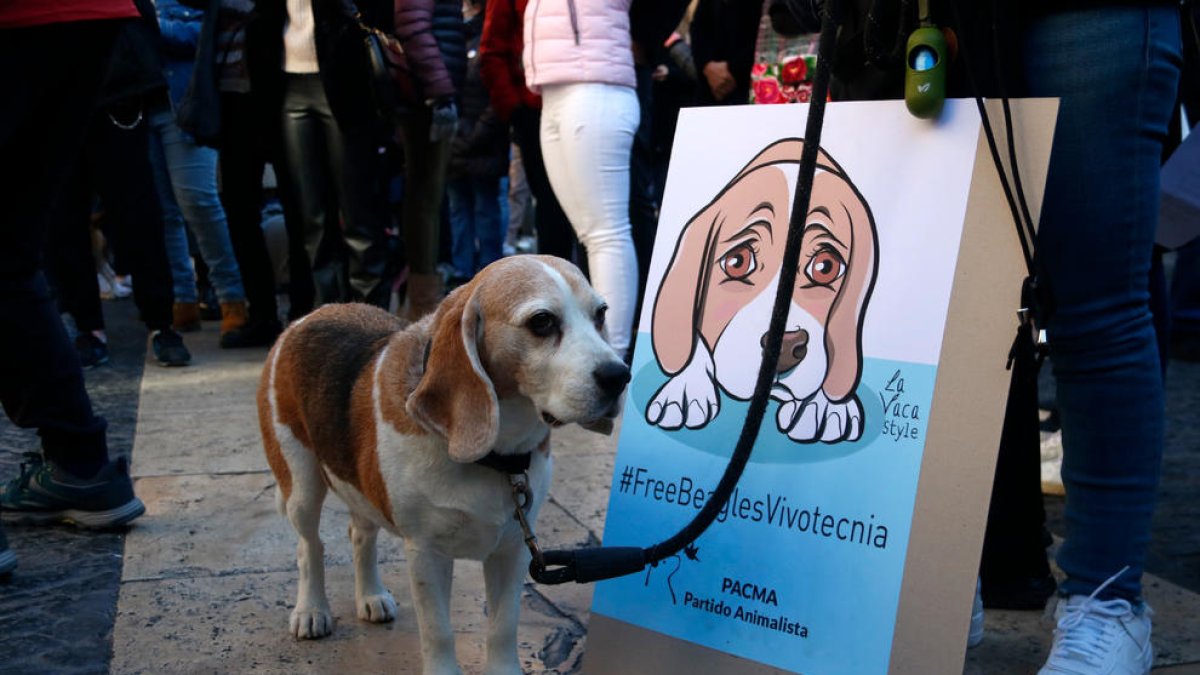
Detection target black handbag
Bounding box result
[342,1,416,124]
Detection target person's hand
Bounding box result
[652,64,669,82]
[428,98,458,143]
[703,61,736,101]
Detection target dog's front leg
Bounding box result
[405,542,462,675]
[350,514,397,623]
[482,541,528,675]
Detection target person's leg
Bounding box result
[280,74,340,307]
[47,166,108,337]
[1023,6,1180,602]
[473,176,504,271]
[399,107,452,320]
[446,177,478,278]
[540,83,640,357]
[629,63,659,329]
[329,122,392,308]
[154,109,246,306]
[148,108,202,331]
[219,91,281,331]
[0,20,142,527]
[510,107,578,262]
[89,111,178,335]
[507,142,533,251]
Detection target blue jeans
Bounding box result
[1023,6,1181,601]
[446,176,504,277]
[148,108,245,304]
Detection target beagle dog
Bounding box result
[257,255,629,675]
[646,138,878,443]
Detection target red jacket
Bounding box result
[480,0,541,123]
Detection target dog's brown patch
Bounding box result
[265,304,408,523]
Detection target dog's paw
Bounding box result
[356,591,397,623]
[778,393,862,443]
[290,605,335,639]
[646,375,719,430]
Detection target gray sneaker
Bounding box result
[1,453,145,529]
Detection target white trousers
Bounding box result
[539,82,640,357]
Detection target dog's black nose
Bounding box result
[593,361,631,398]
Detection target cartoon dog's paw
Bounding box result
[290,604,335,639]
[778,393,863,443]
[646,375,719,430]
[356,590,397,623]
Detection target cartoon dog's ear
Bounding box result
[407,284,498,462]
[653,202,720,374]
[822,173,879,402]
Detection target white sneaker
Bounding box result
[1039,569,1153,675]
[968,577,985,648]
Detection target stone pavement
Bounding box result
[2,300,1199,674]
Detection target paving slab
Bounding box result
[130,335,268,478]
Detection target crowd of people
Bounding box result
[2,1,1200,675]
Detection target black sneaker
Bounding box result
[152,329,191,367]
[0,521,16,576]
[74,333,110,369]
[219,317,282,349]
[0,453,145,529]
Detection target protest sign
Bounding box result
[584,99,1057,675]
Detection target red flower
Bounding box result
[781,57,808,85]
[752,62,768,77]
[797,87,811,103]
[753,77,784,104]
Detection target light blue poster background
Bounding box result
[592,349,934,674]
[589,101,984,674]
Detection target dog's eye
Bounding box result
[594,305,608,330]
[719,242,758,281]
[526,311,559,337]
[805,248,846,287]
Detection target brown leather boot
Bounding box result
[173,302,202,332]
[219,301,249,340]
[400,273,445,323]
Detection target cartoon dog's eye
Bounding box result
[594,305,608,330]
[527,311,560,337]
[805,248,846,287]
[719,242,758,281]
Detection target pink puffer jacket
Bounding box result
[522,0,635,92]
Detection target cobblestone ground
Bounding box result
[0,301,145,674]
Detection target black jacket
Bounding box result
[448,9,507,180]
[246,0,393,130]
[99,0,169,109]
[690,0,763,106]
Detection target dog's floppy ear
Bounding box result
[407,285,499,462]
[652,202,720,374]
[821,173,879,401]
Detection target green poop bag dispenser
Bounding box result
[905,25,947,119]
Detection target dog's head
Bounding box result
[407,255,630,462]
[652,138,877,403]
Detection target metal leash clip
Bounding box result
[509,473,544,571]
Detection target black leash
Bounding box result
[525,1,845,586]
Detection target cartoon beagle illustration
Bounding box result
[646,138,878,443]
